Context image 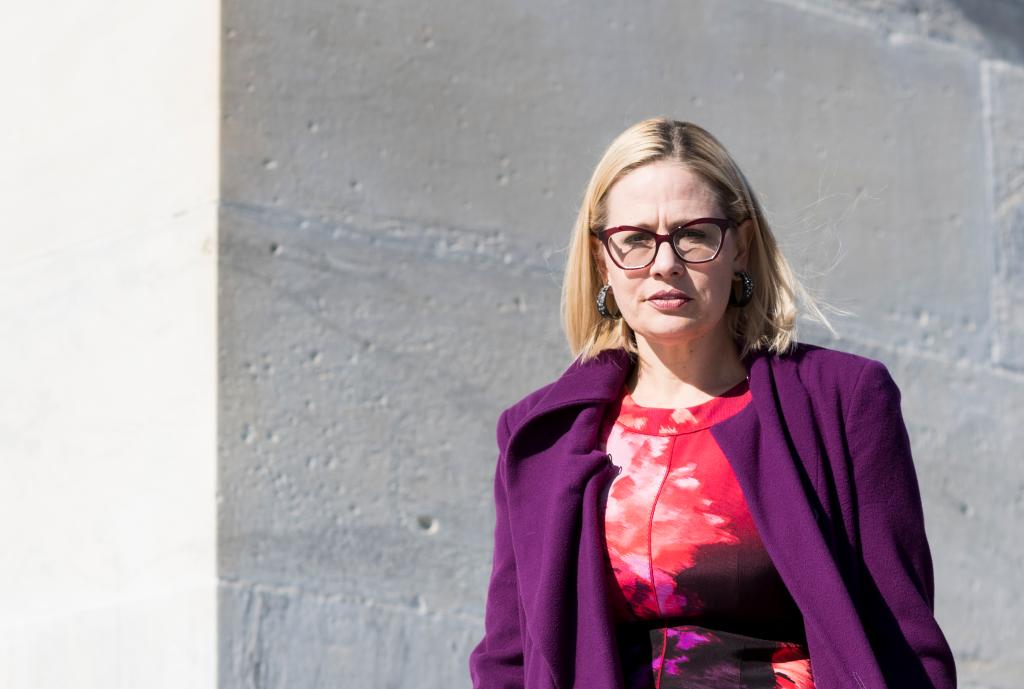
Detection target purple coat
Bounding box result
[468,342,956,689]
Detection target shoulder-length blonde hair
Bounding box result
[562,117,837,363]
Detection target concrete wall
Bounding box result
[0,2,219,688]
[219,1,1023,688]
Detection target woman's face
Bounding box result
[591,160,751,351]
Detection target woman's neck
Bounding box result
[627,329,748,408]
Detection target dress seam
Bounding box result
[648,436,675,689]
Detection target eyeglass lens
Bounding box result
[607,224,723,268]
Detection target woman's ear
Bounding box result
[590,236,608,283]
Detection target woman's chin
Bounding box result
[632,318,726,349]
[633,326,704,347]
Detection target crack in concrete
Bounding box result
[220,577,484,625]
[813,325,1024,382]
[766,0,1024,63]
[220,199,566,279]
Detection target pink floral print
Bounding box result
[600,379,815,689]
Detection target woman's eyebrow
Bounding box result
[611,209,719,230]
[621,217,704,231]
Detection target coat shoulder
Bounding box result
[776,341,895,400]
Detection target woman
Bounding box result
[468,118,956,689]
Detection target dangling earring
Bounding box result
[728,271,754,307]
[596,283,620,319]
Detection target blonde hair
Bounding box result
[562,117,837,363]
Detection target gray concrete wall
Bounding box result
[219,1,1023,688]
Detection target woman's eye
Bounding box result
[624,233,652,244]
[676,229,707,240]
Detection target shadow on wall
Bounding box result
[950,0,1024,61]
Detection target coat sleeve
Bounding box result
[468,409,525,689]
[845,359,957,688]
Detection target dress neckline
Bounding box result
[615,378,752,436]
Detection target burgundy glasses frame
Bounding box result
[594,217,736,270]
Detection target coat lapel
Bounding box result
[505,348,634,459]
[711,351,887,689]
[503,349,633,689]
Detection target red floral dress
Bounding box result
[598,378,815,689]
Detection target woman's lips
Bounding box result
[647,296,691,311]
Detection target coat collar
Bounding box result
[520,348,632,414]
[506,345,768,458]
[503,348,627,461]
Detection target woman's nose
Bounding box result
[650,237,684,276]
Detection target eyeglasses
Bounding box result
[594,218,735,270]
